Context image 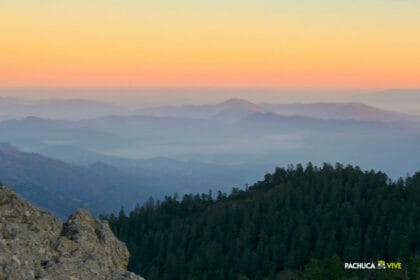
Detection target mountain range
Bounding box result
[1,97,419,216]
[0,143,147,216]
[354,89,420,115]
[0,143,268,217]
[0,98,419,175]
[0,97,127,120]
[138,98,420,122]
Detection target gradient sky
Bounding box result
[1,1,420,89]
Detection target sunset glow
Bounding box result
[1,1,420,88]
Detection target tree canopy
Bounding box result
[105,163,420,280]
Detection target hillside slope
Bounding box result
[107,163,420,280]
[0,145,151,217]
[0,144,267,217]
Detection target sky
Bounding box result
[1,1,420,93]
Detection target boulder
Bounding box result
[0,185,144,280]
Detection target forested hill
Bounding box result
[105,163,420,280]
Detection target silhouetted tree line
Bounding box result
[104,163,420,280]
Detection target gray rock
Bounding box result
[0,185,145,280]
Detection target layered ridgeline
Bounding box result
[106,163,420,280]
[0,185,144,280]
[0,143,265,218]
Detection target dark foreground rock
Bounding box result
[0,185,144,280]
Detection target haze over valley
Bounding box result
[1,90,419,216]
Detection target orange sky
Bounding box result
[1,1,420,89]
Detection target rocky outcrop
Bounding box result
[0,185,144,280]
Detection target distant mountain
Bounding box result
[38,144,108,165]
[0,145,152,217]
[1,101,420,179]
[138,98,419,123]
[239,112,395,134]
[37,143,271,197]
[259,102,419,122]
[0,116,127,151]
[137,98,268,121]
[355,89,420,115]
[0,97,127,120]
[0,144,269,216]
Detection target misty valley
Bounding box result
[0,93,419,279]
[0,96,420,216]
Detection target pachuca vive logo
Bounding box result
[344,260,402,270]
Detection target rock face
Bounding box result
[0,185,144,280]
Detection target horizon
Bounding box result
[1,86,419,115]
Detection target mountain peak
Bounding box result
[219,98,256,106]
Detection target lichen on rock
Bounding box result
[0,185,144,280]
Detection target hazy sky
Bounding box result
[1,1,420,92]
